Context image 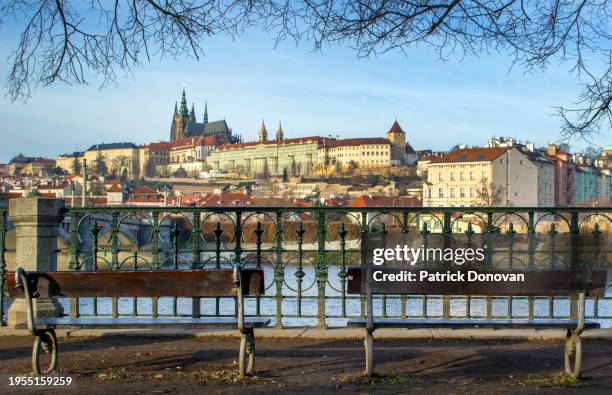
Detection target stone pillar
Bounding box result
[7,197,65,327]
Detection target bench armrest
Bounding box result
[14,268,42,336]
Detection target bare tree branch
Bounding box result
[1,1,610,140]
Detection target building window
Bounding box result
[450,172,455,181]
[469,171,474,180]
[460,188,465,198]
[450,188,455,198]
[439,188,444,198]
[439,173,443,181]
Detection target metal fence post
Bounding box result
[274,212,284,328]
[442,211,452,319]
[191,211,201,318]
[569,211,580,320]
[360,211,368,318]
[485,211,494,319]
[527,211,535,319]
[316,211,327,328]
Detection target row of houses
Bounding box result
[419,140,611,207]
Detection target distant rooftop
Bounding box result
[322,137,391,148]
[58,151,83,158]
[430,147,512,164]
[87,142,137,151]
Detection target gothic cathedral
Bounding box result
[170,88,239,144]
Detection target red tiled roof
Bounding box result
[171,135,220,149]
[87,197,109,206]
[418,153,445,162]
[387,121,405,134]
[218,136,324,150]
[0,192,24,200]
[140,141,171,150]
[132,185,156,194]
[36,185,67,190]
[429,147,511,164]
[126,197,163,203]
[324,197,346,207]
[322,137,390,148]
[107,183,122,193]
[347,195,422,208]
[198,192,253,207]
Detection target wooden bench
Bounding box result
[7,265,270,376]
[347,267,607,378]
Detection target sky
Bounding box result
[0,24,609,163]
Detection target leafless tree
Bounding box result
[87,182,105,206]
[143,158,156,178]
[261,161,269,179]
[472,177,506,207]
[71,155,81,174]
[110,155,131,177]
[2,1,610,139]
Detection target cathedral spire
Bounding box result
[174,102,178,115]
[276,121,284,141]
[189,103,196,122]
[258,119,268,142]
[179,88,189,115]
[203,100,208,124]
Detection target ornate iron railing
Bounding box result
[51,206,611,328]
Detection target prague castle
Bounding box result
[52,88,417,179]
[170,88,239,144]
[208,120,416,177]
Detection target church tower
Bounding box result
[170,88,192,141]
[386,120,407,164]
[203,100,208,124]
[258,120,268,142]
[276,121,284,141]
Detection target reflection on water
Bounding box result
[56,265,612,328]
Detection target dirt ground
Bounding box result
[1,335,611,394]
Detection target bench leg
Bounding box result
[364,332,374,378]
[32,329,58,375]
[239,329,256,377]
[564,329,582,378]
[246,329,255,375]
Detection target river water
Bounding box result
[56,264,612,328]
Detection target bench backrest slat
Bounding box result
[347,267,607,297]
[6,269,265,298]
